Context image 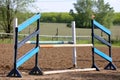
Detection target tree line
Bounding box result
[0,0,120,34]
[41,0,120,28]
[41,12,73,23]
[40,12,120,25]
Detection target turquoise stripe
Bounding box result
[18,14,41,32]
[30,41,67,44]
[93,20,111,35]
[94,48,112,62]
[17,47,39,68]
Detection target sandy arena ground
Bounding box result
[0,44,120,80]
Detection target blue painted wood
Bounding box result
[30,41,73,44]
[18,30,39,48]
[17,47,39,68]
[94,34,111,46]
[93,20,111,35]
[94,48,112,62]
[18,14,41,32]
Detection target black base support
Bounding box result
[104,62,117,70]
[7,68,22,77]
[29,66,43,75]
[91,64,100,71]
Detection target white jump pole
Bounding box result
[72,21,77,68]
[39,44,93,48]
[43,68,96,75]
[13,18,18,46]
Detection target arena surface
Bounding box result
[0,44,120,80]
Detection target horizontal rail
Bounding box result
[0,33,91,38]
[39,44,93,48]
[27,41,73,44]
[44,68,96,75]
[40,35,91,38]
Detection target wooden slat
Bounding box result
[17,47,39,68]
[18,13,41,32]
[39,44,93,48]
[93,20,111,35]
[94,34,111,46]
[94,48,112,62]
[44,68,96,75]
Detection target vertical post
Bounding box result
[7,18,22,77]
[91,20,95,67]
[14,18,18,70]
[104,34,117,70]
[108,35,111,57]
[29,13,43,75]
[72,21,77,68]
[13,18,18,68]
[91,20,99,71]
[108,34,112,69]
[35,18,40,67]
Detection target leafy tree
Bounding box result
[72,0,93,28]
[0,0,35,34]
[113,13,120,25]
[93,0,114,37]
[41,12,73,23]
[71,0,114,28]
[94,0,114,29]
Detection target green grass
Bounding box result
[0,39,13,44]
[1,37,120,47]
[0,22,120,47]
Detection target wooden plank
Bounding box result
[39,44,93,48]
[18,30,39,48]
[43,68,96,75]
[18,13,41,32]
[93,20,111,35]
[27,41,73,44]
[17,47,39,68]
[94,48,112,62]
[94,34,111,46]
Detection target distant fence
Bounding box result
[0,33,91,43]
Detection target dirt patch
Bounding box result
[0,44,120,80]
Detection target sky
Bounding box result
[31,0,120,13]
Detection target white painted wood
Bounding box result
[39,44,93,48]
[43,68,96,75]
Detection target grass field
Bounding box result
[0,22,120,45]
[22,22,120,38]
[29,23,120,40]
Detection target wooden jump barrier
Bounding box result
[41,20,117,75]
[7,13,117,77]
[27,21,93,68]
[26,21,95,75]
[7,13,42,77]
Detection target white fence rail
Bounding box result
[0,33,91,43]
